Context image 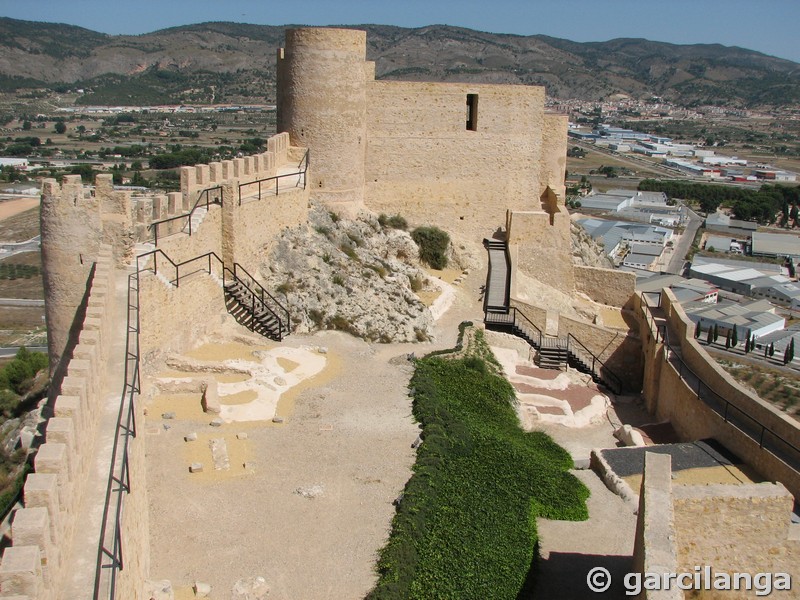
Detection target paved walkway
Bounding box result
[61,266,130,599]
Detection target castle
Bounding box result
[0,27,797,599]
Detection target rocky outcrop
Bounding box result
[571,221,613,269]
[259,203,434,343]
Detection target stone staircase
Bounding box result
[483,238,622,394]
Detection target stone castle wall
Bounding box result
[0,132,310,598]
[0,248,140,599]
[364,81,549,240]
[637,289,800,499]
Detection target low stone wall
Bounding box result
[558,314,643,393]
[0,248,117,600]
[574,265,636,309]
[138,258,227,376]
[640,289,800,500]
[631,452,681,600]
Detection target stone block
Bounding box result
[44,418,75,463]
[233,158,245,178]
[54,396,87,441]
[22,474,60,540]
[209,438,230,471]
[0,546,42,598]
[222,160,234,180]
[243,156,254,176]
[236,432,248,440]
[194,581,212,597]
[184,433,197,442]
[200,380,221,414]
[11,507,58,583]
[195,164,209,186]
[209,162,223,183]
[189,463,204,473]
[33,443,71,501]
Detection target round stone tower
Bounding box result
[40,175,103,379]
[277,28,368,211]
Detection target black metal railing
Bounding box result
[94,268,141,599]
[642,293,800,473]
[230,263,290,338]
[485,306,623,394]
[237,150,309,206]
[566,333,623,395]
[148,186,223,247]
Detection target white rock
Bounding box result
[193,581,212,597]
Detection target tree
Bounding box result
[54,121,66,134]
[694,320,701,339]
[22,120,31,131]
[706,327,713,345]
[744,336,750,353]
[731,327,738,348]
[769,343,775,358]
[725,331,731,349]
[713,323,719,342]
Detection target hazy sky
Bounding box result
[3,0,799,63]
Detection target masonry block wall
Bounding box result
[507,209,575,295]
[0,248,117,600]
[673,483,798,584]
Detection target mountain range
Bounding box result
[1,18,798,108]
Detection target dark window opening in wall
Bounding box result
[466,94,478,131]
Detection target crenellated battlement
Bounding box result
[0,246,116,600]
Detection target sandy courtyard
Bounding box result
[144,328,426,599]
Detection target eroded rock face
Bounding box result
[260,203,434,343]
[571,221,613,269]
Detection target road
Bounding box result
[0,236,41,259]
[665,206,703,274]
[0,345,47,358]
[0,298,44,307]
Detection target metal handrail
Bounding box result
[231,262,290,337]
[147,186,223,246]
[94,267,141,599]
[643,293,800,473]
[567,333,622,395]
[237,150,309,206]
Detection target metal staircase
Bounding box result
[483,238,622,394]
[223,263,290,341]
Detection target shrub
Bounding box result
[339,244,359,261]
[383,215,408,230]
[276,281,294,295]
[368,329,588,599]
[409,275,424,292]
[411,226,449,270]
[332,274,345,286]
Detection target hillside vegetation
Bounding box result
[0,18,798,107]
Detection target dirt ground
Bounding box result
[0,197,38,223]
[144,254,485,599]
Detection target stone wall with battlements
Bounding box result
[0,247,146,599]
